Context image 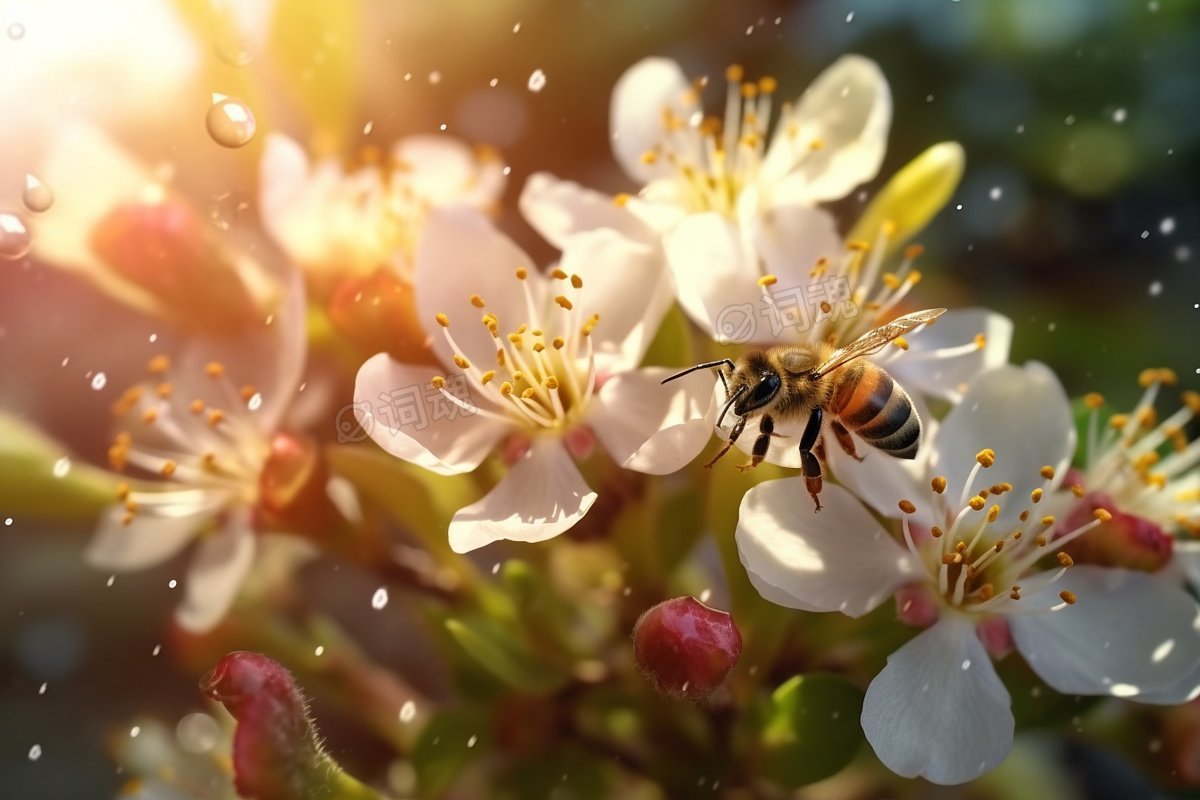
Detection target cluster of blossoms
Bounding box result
[23,49,1199,792]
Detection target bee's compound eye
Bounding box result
[746,373,781,408]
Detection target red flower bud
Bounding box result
[256,432,339,536]
[632,597,742,701]
[1062,491,1173,573]
[328,269,438,364]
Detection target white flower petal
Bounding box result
[825,436,931,525]
[862,614,1014,785]
[885,308,1014,403]
[175,518,257,633]
[414,207,547,367]
[391,135,506,208]
[259,133,319,261]
[85,496,217,571]
[735,481,919,616]
[763,55,891,203]
[1010,566,1200,696]
[663,213,762,342]
[932,362,1074,531]
[609,57,695,183]
[1134,659,1200,705]
[354,354,510,475]
[589,367,715,475]
[748,201,842,311]
[1175,540,1200,592]
[560,229,671,372]
[448,439,597,553]
[518,172,654,249]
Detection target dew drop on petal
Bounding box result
[177,712,221,754]
[1160,217,1176,235]
[0,211,33,261]
[527,69,547,92]
[961,659,972,670]
[28,744,41,761]
[90,372,107,390]
[22,175,54,213]
[399,700,416,723]
[52,457,71,479]
[7,22,24,40]
[371,587,389,610]
[206,95,257,148]
[168,579,178,589]
[247,392,263,411]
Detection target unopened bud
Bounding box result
[632,597,741,702]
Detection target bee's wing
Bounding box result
[813,308,946,378]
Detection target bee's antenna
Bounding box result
[660,359,736,385]
[717,384,746,428]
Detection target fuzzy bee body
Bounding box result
[663,308,944,510]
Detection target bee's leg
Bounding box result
[831,419,864,462]
[735,415,774,472]
[798,407,825,511]
[704,415,746,469]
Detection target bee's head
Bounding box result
[729,352,781,417]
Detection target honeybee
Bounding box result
[663,308,946,511]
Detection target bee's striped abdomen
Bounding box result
[830,367,921,459]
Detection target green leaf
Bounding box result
[757,673,865,788]
[413,707,490,798]
[445,616,569,694]
[497,746,612,800]
[0,414,118,520]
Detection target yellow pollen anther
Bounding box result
[120,512,134,526]
[978,584,995,601]
[552,337,565,349]
[1093,508,1113,522]
[435,313,450,328]
[1158,368,1179,385]
[515,267,528,280]
[893,337,909,351]
[161,461,177,477]
[555,295,574,311]
[931,525,944,538]
[1059,590,1077,605]
[1084,392,1104,409]
[189,399,205,415]
[544,376,559,390]
[639,150,659,165]
[551,268,568,280]
[898,499,917,514]
[571,274,583,289]
[479,371,495,385]
[1009,588,1022,601]
[993,540,1005,553]
[1070,484,1085,498]
[156,382,172,399]
[614,193,632,207]
[758,76,777,93]
[116,482,130,500]
[882,273,901,290]
[973,333,986,349]
[207,409,225,427]
[726,64,744,82]
[431,376,447,389]
[808,138,824,151]
[904,243,925,260]
[1147,473,1168,489]
[1108,414,1129,430]
[141,408,158,424]
[1032,488,1044,503]
[1040,465,1056,480]
[202,452,217,469]
[1183,391,1200,413]
[1138,368,1160,388]
[452,354,470,369]
[1137,407,1158,428]
[521,387,536,399]
[847,240,871,252]
[1057,552,1075,567]
[931,476,948,494]
[1040,516,1055,527]
[968,497,986,511]
[508,333,523,347]
[943,553,963,565]
[820,301,832,314]
[495,382,513,397]
[976,449,996,468]
[124,498,138,513]
[205,362,225,378]
[1019,510,1030,522]
[907,270,923,285]
[757,274,778,287]
[148,355,171,374]
[987,505,1001,523]
[533,342,546,353]
[470,295,486,308]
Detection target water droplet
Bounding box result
[38,683,47,695]
[428,70,442,85]
[1015,123,1026,134]
[512,22,521,33]
[106,575,115,587]
[491,562,501,575]
[1160,217,1176,235]
[0,212,33,260]
[7,22,25,40]
[90,372,107,390]
[177,712,221,754]
[152,644,162,656]
[845,11,854,22]
[961,659,972,670]
[699,588,712,603]
[148,333,157,343]
[925,94,935,103]
[502,166,512,176]
[1149,281,1163,296]
[314,645,325,656]
[1112,107,1127,124]
[527,69,547,93]
[467,734,478,748]
[52,457,71,479]
[1148,0,1160,11]
[488,77,499,87]
[1064,114,1076,126]
[399,700,417,722]
[129,726,141,738]
[22,175,54,213]
[247,392,263,411]
[362,120,374,135]
[989,186,1003,201]
[168,579,177,589]
[371,587,389,610]
[28,744,41,761]
[1140,230,1150,240]
[206,95,256,148]
[5,517,12,526]
[439,123,447,131]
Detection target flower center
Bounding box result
[431,268,599,431]
[1077,369,1200,536]
[640,65,820,215]
[107,355,272,524]
[896,450,1109,615]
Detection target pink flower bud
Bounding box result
[632,597,742,701]
[1061,491,1173,573]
